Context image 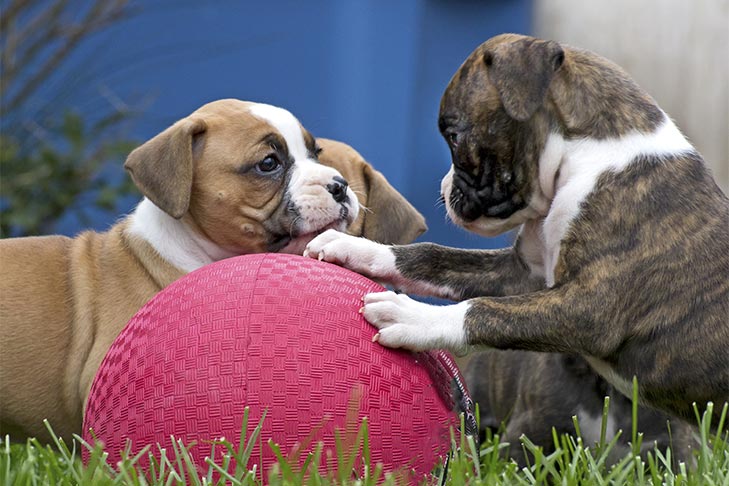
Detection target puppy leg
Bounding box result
[363,286,610,357]
[304,229,544,299]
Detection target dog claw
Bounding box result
[372,333,380,343]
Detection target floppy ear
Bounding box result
[360,164,427,245]
[487,38,564,121]
[124,117,207,218]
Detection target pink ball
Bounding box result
[83,253,467,479]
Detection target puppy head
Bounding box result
[316,138,427,244]
[124,99,359,254]
[438,34,564,236]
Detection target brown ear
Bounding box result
[487,38,564,121]
[124,117,207,218]
[360,164,427,244]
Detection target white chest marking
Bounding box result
[128,199,237,272]
[538,115,694,287]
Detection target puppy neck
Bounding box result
[538,113,695,201]
[127,198,237,273]
[537,114,695,287]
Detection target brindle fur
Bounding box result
[396,34,729,422]
[464,350,695,466]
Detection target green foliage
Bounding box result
[2,402,728,486]
[0,0,138,238]
[0,111,139,237]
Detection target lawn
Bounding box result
[3,400,727,485]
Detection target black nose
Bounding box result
[327,176,349,203]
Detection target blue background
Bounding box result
[49,0,532,249]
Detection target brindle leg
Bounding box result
[362,286,608,356]
[391,242,545,299]
[304,229,544,300]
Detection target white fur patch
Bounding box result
[576,404,619,447]
[288,160,359,232]
[248,103,309,161]
[128,199,237,272]
[539,115,693,286]
[364,291,470,352]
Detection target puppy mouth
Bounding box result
[268,210,350,253]
[297,219,347,240]
[450,168,526,221]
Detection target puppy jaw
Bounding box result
[438,111,542,230]
[437,98,551,237]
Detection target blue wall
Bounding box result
[51,0,532,249]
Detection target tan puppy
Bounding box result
[0,99,426,442]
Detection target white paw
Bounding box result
[303,229,395,279]
[362,291,469,352]
[303,229,352,262]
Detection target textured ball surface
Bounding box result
[83,253,460,478]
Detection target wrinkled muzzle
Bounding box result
[450,165,525,221]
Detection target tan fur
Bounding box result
[0,226,176,441]
[0,102,426,443]
[316,139,426,244]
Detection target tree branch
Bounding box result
[0,0,44,32]
[0,0,69,88]
[1,0,130,115]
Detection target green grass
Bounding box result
[3,401,728,486]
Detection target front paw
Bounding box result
[303,229,394,279]
[363,291,469,352]
[303,229,353,264]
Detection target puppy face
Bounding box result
[438,34,563,236]
[125,99,359,255]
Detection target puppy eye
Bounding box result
[255,155,281,174]
[314,145,323,157]
[447,132,459,147]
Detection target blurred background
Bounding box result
[1,0,727,251]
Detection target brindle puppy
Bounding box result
[304,34,729,427]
